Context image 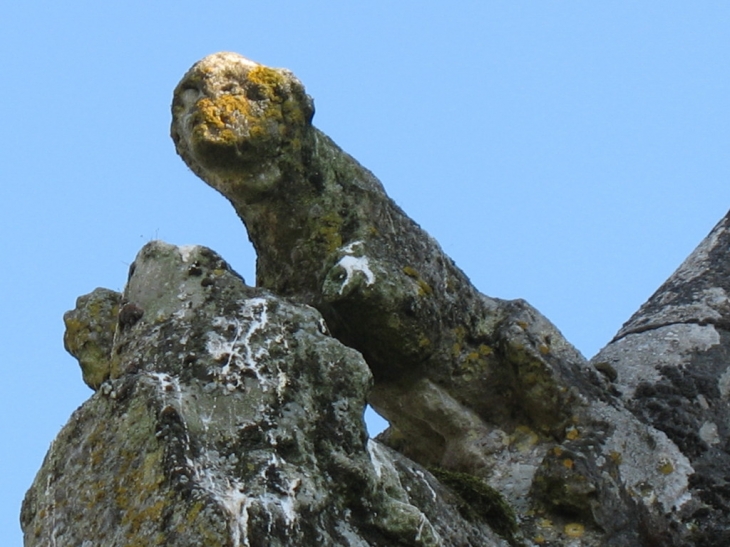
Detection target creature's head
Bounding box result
[171,52,315,199]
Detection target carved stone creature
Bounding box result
[26,51,730,547]
[169,52,702,544]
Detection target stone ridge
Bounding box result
[593,210,730,546]
[614,213,730,340]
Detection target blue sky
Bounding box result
[3,2,730,543]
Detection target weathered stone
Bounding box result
[592,212,730,545]
[63,287,121,389]
[26,51,730,546]
[24,242,511,546]
[169,52,697,545]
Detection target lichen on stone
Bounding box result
[27,242,508,546]
[63,287,121,389]
[27,50,730,546]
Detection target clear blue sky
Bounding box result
[3,2,730,543]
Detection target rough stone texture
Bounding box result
[23,52,730,546]
[168,52,699,545]
[592,212,730,546]
[63,287,121,389]
[23,242,510,547]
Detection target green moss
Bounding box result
[430,468,521,546]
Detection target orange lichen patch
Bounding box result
[247,66,286,100]
[565,427,580,441]
[194,96,249,132]
[552,446,564,457]
[562,458,574,470]
[246,66,310,129]
[564,522,585,538]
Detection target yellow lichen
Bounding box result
[458,345,494,379]
[510,425,539,451]
[416,280,433,296]
[565,427,580,441]
[657,459,674,475]
[183,501,205,527]
[247,66,286,101]
[564,522,585,538]
[478,344,493,356]
[609,450,623,464]
[195,95,250,132]
[246,66,309,129]
[402,266,433,296]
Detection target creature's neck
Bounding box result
[232,129,387,303]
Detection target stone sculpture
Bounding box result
[21,52,730,546]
